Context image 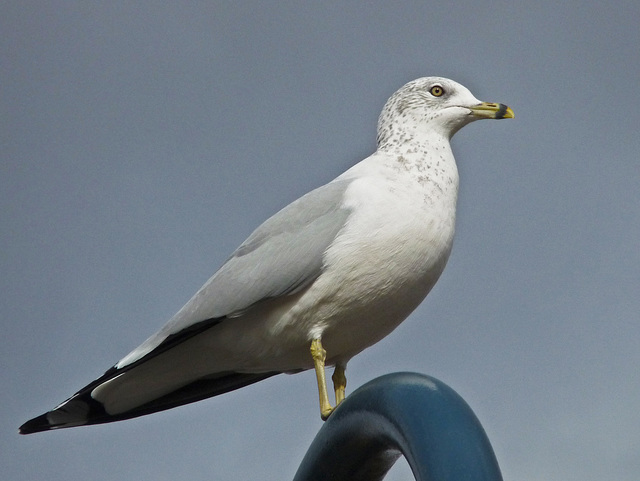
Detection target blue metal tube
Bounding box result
[293,372,503,481]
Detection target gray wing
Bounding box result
[203,178,354,314]
[116,178,353,368]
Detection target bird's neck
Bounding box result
[374,133,460,212]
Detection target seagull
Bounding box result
[20,77,513,434]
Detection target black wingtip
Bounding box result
[19,413,53,435]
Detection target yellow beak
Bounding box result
[469,102,514,120]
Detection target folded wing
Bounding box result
[20,179,354,433]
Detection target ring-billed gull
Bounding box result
[20,77,513,433]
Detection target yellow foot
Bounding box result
[310,339,334,420]
[310,339,349,421]
[332,364,347,405]
[320,406,334,421]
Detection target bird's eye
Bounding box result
[429,85,445,97]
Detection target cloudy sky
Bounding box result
[2,2,639,480]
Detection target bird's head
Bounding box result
[377,77,514,146]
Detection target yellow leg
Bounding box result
[310,339,334,420]
[332,364,347,405]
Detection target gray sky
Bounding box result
[2,2,639,480]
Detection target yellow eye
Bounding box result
[429,85,444,97]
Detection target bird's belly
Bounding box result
[231,213,455,371]
[304,244,449,365]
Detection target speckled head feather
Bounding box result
[376,77,487,147]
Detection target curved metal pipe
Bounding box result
[293,372,503,481]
